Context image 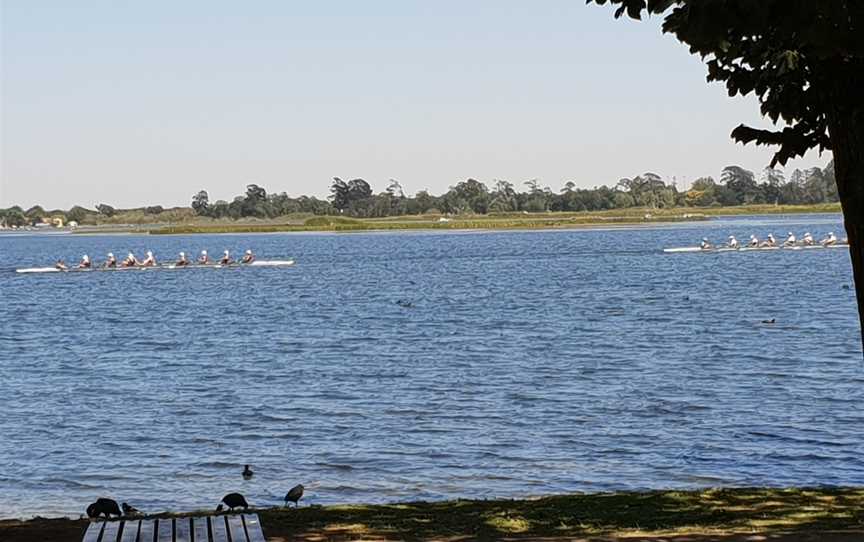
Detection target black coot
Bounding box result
[221,493,249,511]
[284,484,304,507]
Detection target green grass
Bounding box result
[249,487,864,540]
[3,487,862,542]
[144,203,841,235]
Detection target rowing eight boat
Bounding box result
[15,260,295,274]
[663,245,847,254]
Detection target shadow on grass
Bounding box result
[256,487,864,541]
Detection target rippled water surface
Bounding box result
[1,214,863,518]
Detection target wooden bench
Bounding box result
[82,513,265,542]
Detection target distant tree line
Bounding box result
[188,162,838,220]
[0,161,838,226]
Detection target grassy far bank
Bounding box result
[2,487,862,542]
[144,203,842,235]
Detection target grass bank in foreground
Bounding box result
[2,487,862,541]
[146,203,841,235]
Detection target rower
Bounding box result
[55,259,68,271]
[728,235,740,249]
[176,251,189,266]
[78,255,92,269]
[220,250,233,265]
[122,252,138,267]
[140,250,156,267]
[241,249,255,264]
[747,234,759,248]
[802,232,815,245]
[783,232,797,246]
[105,252,117,268]
[198,250,209,264]
[760,233,777,247]
[821,231,838,246]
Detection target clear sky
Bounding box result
[0,1,831,209]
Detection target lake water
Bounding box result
[1,214,862,519]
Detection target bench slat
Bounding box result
[193,517,209,542]
[175,517,191,542]
[101,521,122,542]
[242,515,265,542]
[82,522,103,542]
[209,515,229,542]
[138,519,156,542]
[157,518,173,542]
[120,520,140,542]
[226,515,247,542]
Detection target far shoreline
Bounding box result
[46,204,842,236]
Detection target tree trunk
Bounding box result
[825,69,864,352]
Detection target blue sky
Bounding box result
[0,1,830,209]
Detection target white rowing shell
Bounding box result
[663,244,847,254]
[16,260,295,274]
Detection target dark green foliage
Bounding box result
[66,205,92,224]
[588,1,862,166]
[95,203,116,217]
[191,190,209,215]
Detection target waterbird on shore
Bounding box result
[86,498,122,519]
[121,502,141,516]
[221,493,249,511]
[242,464,254,479]
[284,484,304,507]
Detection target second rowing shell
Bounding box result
[15,260,295,274]
[663,245,847,254]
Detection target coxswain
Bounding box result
[198,250,209,264]
[55,259,68,271]
[105,252,117,268]
[241,249,255,264]
[783,232,797,246]
[140,250,156,267]
[760,233,777,247]
[78,255,92,269]
[220,250,232,265]
[700,238,712,250]
[728,235,740,249]
[122,252,138,267]
[821,232,838,246]
[802,232,815,245]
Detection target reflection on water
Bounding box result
[0,214,862,518]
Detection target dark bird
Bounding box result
[86,498,122,519]
[215,504,224,512]
[761,318,776,324]
[242,464,254,480]
[121,502,141,516]
[221,493,249,511]
[284,484,304,507]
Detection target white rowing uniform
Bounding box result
[198,250,209,264]
[141,251,156,267]
[803,232,814,245]
[747,235,758,247]
[700,238,712,250]
[728,236,739,249]
[784,232,797,246]
[822,232,837,246]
